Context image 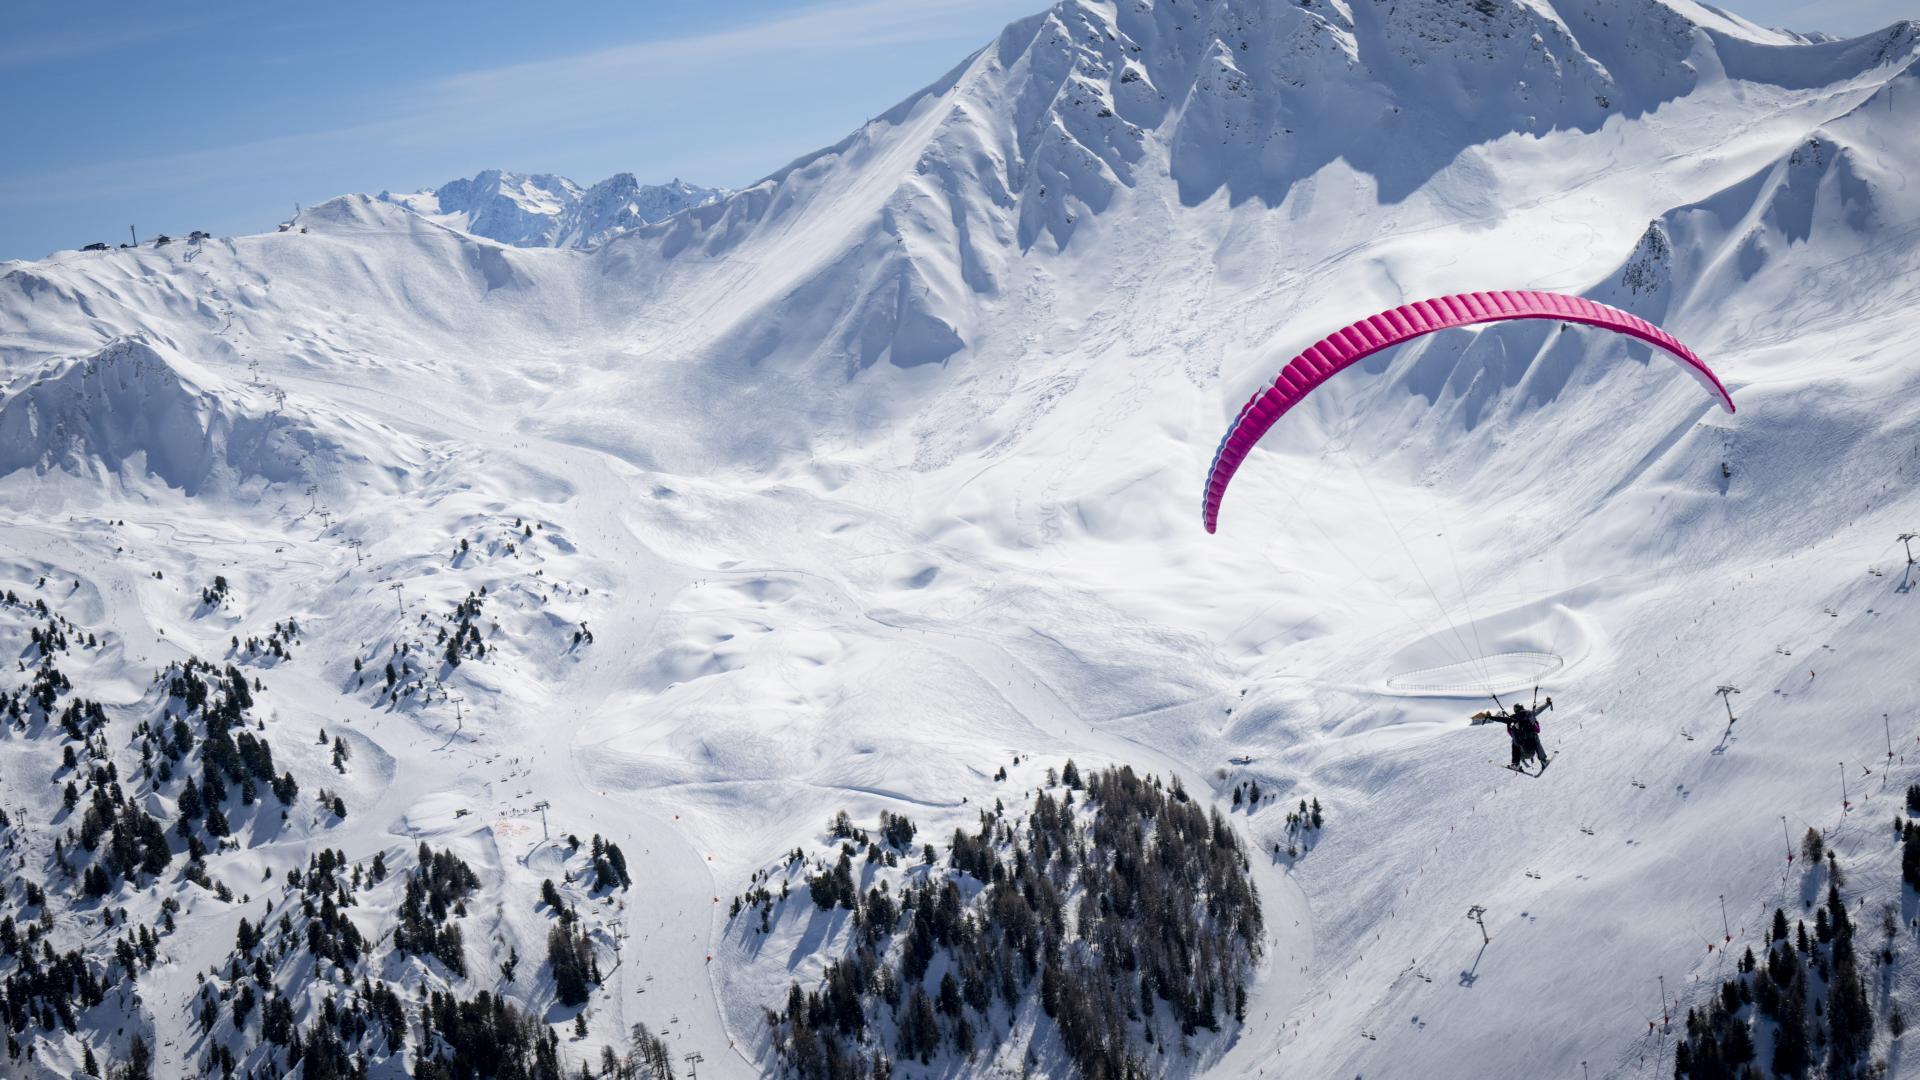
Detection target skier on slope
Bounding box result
[1474,698,1552,772]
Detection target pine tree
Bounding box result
[1827,882,1852,944]
[1827,938,1872,1067]
[1772,975,1811,1076]
[549,924,594,1007]
[122,1033,153,1080]
[1723,1018,1756,1066]
[1904,822,1920,889]
[604,842,631,888]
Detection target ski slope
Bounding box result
[2,0,1920,1076]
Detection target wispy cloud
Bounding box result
[1745,0,1914,35]
[0,0,1021,210]
[0,10,225,68]
[430,0,1006,112]
[0,117,420,205]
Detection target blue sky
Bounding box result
[0,0,1908,261]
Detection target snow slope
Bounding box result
[2,0,1920,1076]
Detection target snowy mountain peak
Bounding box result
[1617,219,1675,301]
[1,2,1920,1078]
[439,168,582,219]
[609,0,1920,384]
[379,168,726,249]
[0,338,331,494]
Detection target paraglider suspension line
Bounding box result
[1339,449,1493,692]
[1442,526,1494,690]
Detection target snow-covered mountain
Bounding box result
[380,168,726,249]
[3,0,1920,1077]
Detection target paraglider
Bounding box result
[1201,290,1734,535]
[1473,696,1554,774]
[1202,290,1735,774]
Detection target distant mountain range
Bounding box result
[379,168,726,249]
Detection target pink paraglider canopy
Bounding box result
[1202,290,1733,533]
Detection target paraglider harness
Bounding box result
[1471,689,1553,771]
